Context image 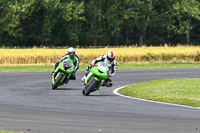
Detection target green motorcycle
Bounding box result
[82,62,109,96]
[52,59,74,90]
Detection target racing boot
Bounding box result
[81,66,91,82]
[81,75,86,82]
[102,78,113,87]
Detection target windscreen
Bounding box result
[64,59,74,69]
[98,62,109,73]
[98,62,106,67]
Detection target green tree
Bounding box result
[0,0,84,46]
[0,0,200,47]
[169,0,200,43]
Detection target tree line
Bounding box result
[0,0,200,47]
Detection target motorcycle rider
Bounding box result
[52,47,79,82]
[81,50,117,87]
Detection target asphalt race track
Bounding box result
[0,68,200,133]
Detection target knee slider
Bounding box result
[55,62,59,67]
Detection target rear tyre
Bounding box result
[85,78,97,96]
[52,74,63,90]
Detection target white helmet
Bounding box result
[68,47,75,58]
[107,51,116,63]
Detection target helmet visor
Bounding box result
[107,55,115,62]
[69,52,75,58]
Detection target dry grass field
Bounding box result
[1,46,200,65]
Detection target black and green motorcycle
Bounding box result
[82,62,109,96]
[52,59,74,90]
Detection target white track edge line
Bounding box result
[113,85,200,110]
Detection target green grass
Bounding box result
[0,63,200,72]
[0,65,87,72]
[117,63,200,69]
[120,78,200,107]
[0,131,22,133]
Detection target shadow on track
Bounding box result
[52,88,82,90]
[86,94,116,97]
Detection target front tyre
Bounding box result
[52,74,63,90]
[85,78,98,96]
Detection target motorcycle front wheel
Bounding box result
[84,77,98,96]
[52,74,63,90]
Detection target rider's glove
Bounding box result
[91,64,95,67]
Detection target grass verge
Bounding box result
[119,78,200,107]
[0,65,86,72]
[117,63,200,69]
[0,131,22,133]
[1,63,200,72]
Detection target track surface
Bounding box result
[0,68,200,133]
